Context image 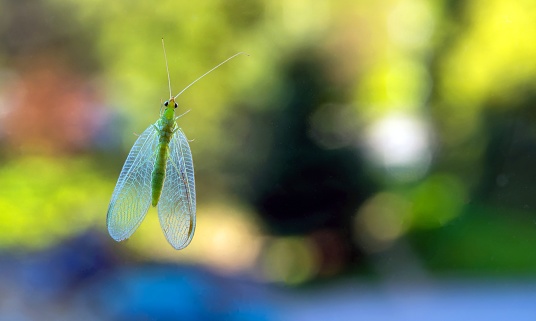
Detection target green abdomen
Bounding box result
[151,143,169,206]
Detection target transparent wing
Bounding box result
[107,124,159,241]
[158,128,196,250]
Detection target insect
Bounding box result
[107,39,246,249]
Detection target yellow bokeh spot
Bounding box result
[260,236,318,285]
[131,202,263,274]
[354,192,411,252]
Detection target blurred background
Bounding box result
[1,0,536,320]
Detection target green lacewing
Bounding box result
[107,39,246,249]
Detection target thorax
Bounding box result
[156,116,175,143]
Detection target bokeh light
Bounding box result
[1,0,536,319]
[364,113,433,181]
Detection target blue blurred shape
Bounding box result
[91,265,273,321]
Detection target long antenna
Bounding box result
[162,38,172,99]
[174,52,249,99]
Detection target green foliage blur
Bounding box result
[1,0,536,281]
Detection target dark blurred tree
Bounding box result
[478,84,536,209]
[244,48,376,268]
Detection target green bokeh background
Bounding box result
[1,0,536,283]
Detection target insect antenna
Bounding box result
[174,52,249,99]
[162,38,173,99]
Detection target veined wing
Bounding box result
[158,128,196,250]
[107,124,159,241]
